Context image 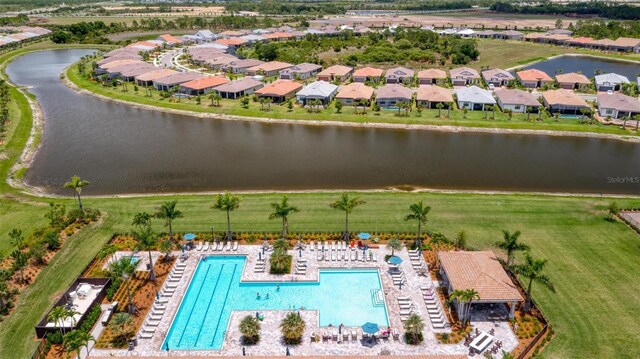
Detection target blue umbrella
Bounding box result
[183,233,196,241]
[387,256,403,265]
[361,322,379,334]
[358,232,371,240]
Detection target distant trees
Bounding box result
[0,80,10,142]
[491,2,640,21]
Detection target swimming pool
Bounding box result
[163,256,389,350]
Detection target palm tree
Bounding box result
[387,238,402,256]
[330,193,366,241]
[133,226,158,281]
[449,289,480,326]
[634,114,640,131]
[132,212,152,229]
[269,196,299,239]
[109,313,135,346]
[526,106,532,121]
[280,312,305,345]
[404,201,431,251]
[48,305,67,336]
[63,330,95,358]
[239,315,261,345]
[155,200,183,241]
[493,230,529,267]
[403,313,424,344]
[512,253,555,311]
[435,102,444,117]
[212,192,240,241]
[64,175,90,210]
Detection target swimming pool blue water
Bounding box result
[163,256,389,350]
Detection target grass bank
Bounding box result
[67,61,638,138]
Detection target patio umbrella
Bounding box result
[358,232,371,240]
[361,322,379,335]
[387,256,403,265]
[183,233,196,241]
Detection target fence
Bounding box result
[30,337,48,359]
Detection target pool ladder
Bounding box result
[370,289,385,307]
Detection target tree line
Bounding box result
[490,1,640,21]
[0,80,10,144]
[568,18,640,39]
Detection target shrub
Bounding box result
[44,230,61,250]
[46,331,63,344]
[280,312,305,345]
[273,238,289,252]
[28,245,47,266]
[78,304,102,333]
[239,315,261,345]
[269,250,291,275]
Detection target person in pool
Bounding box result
[266,293,270,299]
[256,292,260,299]
[276,285,280,292]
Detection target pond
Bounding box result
[6,49,640,195]
[521,55,640,79]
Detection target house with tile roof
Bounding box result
[597,92,640,119]
[375,84,413,108]
[353,67,384,83]
[449,67,480,86]
[555,72,591,90]
[317,65,353,82]
[481,69,514,88]
[214,78,264,99]
[385,67,415,84]
[516,69,552,89]
[255,79,303,103]
[494,88,540,113]
[279,63,323,80]
[439,251,524,319]
[541,89,590,115]
[246,61,293,77]
[179,76,230,95]
[335,83,375,106]
[416,85,453,109]
[417,69,447,85]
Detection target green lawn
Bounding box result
[0,43,640,359]
[475,39,640,70]
[67,62,639,137]
[1,193,639,358]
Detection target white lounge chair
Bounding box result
[225,242,232,251]
[310,241,315,251]
[195,241,203,251]
[232,241,238,251]
[203,242,210,251]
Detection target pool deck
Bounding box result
[88,244,518,358]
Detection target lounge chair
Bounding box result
[317,251,323,261]
[351,330,358,342]
[331,251,336,261]
[324,250,330,261]
[225,242,232,251]
[149,314,163,321]
[310,241,315,251]
[350,250,356,261]
[203,242,210,251]
[342,332,349,342]
[372,252,377,262]
[332,331,338,341]
[139,332,153,339]
[392,329,400,340]
[232,241,238,251]
[195,241,203,251]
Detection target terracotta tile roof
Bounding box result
[416,85,453,103]
[263,32,295,40]
[256,79,303,96]
[439,251,524,302]
[418,68,447,79]
[159,34,182,44]
[180,76,230,90]
[135,69,178,82]
[247,61,293,73]
[318,65,354,78]
[99,59,144,69]
[494,88,540,107]
[336,82,374,100]
[566,36,594,44]
[555,72,590,85]
[516,69,552,82]
[611,37,640,47]
[597,92,640,112]
[542,89,589,107]
[215,37,248,46]
[353,66,384,78]
[376,84,412,99]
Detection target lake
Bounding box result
[521,55,640,79]
[6,49,640,195]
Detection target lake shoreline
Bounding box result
[63,73,640,143]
